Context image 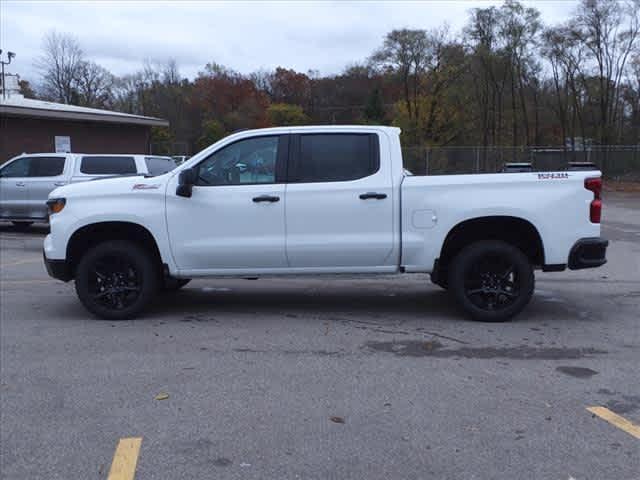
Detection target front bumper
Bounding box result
[568,237,608,270]
[43,250,72,282]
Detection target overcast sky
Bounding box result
[1,0,578,84]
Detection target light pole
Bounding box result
[0,50,16,100]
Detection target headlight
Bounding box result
[46,198,66,214]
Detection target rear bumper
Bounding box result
[43,250,72,282]
[568,237,608,270]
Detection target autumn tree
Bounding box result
[268,67,310,107]
[572,0,640,144]
[35,31,85,103]
[18,79,37,99]
[499,0,542,146]
[370,29,428,137]
[29,3,640,155]
[192,62,269,134]
[626,54,640,143]
[371,27,467,144]
[465,1,542,148]
[266,103,309,126]
[364,87,385,123]
[197,119,225,150]
[76,61,114,108]
[541,25,588,147]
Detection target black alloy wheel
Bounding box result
[88,253,142,311]
[449,240,534,322]
[464,252,519,311]
[75,241,158,319]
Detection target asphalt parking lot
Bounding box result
[1,192,638,480]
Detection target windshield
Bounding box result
[145,156,178,176]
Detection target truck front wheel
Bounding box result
[75,240,159,320]
[448,240,534,322]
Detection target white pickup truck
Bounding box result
[43,126,608,322]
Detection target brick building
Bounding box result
[0,75,168,163]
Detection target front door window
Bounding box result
[195,136,279,186]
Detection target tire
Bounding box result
[162,277,191,291]
[75,240,159,320]
[448,240,534,322]
[430,275,448,290]
[12,221,33,229]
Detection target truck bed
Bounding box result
[400,171,601,272]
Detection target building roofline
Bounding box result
[0,102,169,127]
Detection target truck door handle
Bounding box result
[359,192,387,200]
[15,182,26,187]
[54,182,67,186]
[252,195,280,203]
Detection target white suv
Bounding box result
[0,153,177,226]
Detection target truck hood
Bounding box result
[49,174,171,199]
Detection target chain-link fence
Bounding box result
[149,141,190,156]
[402,145,640,180]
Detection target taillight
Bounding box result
[584,177,602,223]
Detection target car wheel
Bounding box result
[75,240,159,320]
[163,277,191,291]
[448,240,534,322]
[11,221,33,229]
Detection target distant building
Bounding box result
[0,74,168,163]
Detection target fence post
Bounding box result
[475,147,480,173]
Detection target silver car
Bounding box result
[0,153,177,226]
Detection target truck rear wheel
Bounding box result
[448,240,534,322]
[75,240,159,320]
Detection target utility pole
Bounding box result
[0,50,17,100]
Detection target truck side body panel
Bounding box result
[400,172,601,272]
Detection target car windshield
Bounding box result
[145,156,178,176]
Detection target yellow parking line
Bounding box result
[587,406,640,439]
[107,437,142,480]
[0,258,42,268]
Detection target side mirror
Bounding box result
[176,167,196,198]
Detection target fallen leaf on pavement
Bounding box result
[424,341,437,351]
[155,393,169,400]
[330,416,345,424]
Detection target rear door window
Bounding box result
[80,156,137,175]
[145,156,177,176]
[292,133,379,183]
[29,157,66,177]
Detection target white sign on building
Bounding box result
[55,136,71,153]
